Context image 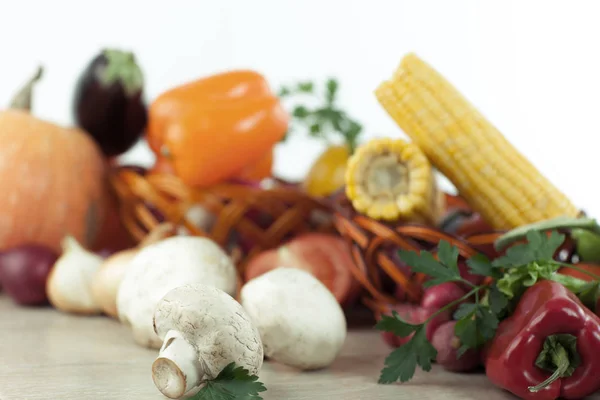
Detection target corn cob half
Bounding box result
[345,137,445,224]
[374,53,579,230]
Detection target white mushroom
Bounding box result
[91,248,138,318]
[117,236,237,349]
[91,223,177,319]
[152,284,263,399]
[240,267,347,370]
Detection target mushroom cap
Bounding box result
[240,267,347,370]
[154,284,264,378]
[116,236,238,348]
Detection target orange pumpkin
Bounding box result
[0,68,109,254]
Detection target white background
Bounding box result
[1,0,599,216]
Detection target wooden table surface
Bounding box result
[0,296,533,400]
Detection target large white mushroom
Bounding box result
[240,267,347,370]
[117,236,237,349]
[152,284,263,399]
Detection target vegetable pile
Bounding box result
[376,225,600,400]
[2,47,600,400]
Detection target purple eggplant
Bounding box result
[73,49,147,157]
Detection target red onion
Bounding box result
[0,244,59,306]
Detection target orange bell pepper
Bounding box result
[235,149,274,182]
[147,70,288,187]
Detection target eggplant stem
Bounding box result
[100,49,144,96]
[10,66,44,111]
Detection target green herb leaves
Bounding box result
[378,240,500,384]
[492,230,565,268]
[277,78,362,152]
[377,230,571,386]
[188,362,266,400]
[488,284,510,316]
[467,253,502,279]
[378,321,437,384]
[397,240,463,288]
[492,231,567,299]
[453,303,498,357]
[376,228,600,386]
[376,312,421,338]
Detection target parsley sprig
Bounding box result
[278,78,362,152]
[186,362,266,400]
[377,229,600,385]
[376,240,501,384]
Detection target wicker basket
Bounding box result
[330,192,505,314]
[110,168,334,272]
[330,192,579,316]
[111,168,576,322]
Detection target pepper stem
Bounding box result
[9,66,43,111]
[528,347,570,392]
[528,334,580,393]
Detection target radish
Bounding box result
[431,321,481,372]
[379,303,450,348]
[421,282,467,311]
[457,261,484,288]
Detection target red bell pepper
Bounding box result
[485,280,600,400]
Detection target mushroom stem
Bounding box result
[152,330,204,399]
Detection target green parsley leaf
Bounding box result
[492,230,565,268]
[453,303,478,320]
[535,230,566,260]
[277,78,363,151]
[453,303,499,355]
[488,284,509,316]
[325,78,338,105]
[437,240,460,275]
[309,123,321,135]
[476,306,499,341]
[378,327,437,384]
[278,86,291,97]
[292,105,309,118]
[398,249,460,288]
[454,317,478,356]
[375,311,420,338]
[492,242,534,268]
[497,262,559,299]
[190,362,266,400]
[297,81,314,93]
[467,253,502,279]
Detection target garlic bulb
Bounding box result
[46,236,103,315]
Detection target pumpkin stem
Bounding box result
[10,66,44,111]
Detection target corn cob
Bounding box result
[374,53,579,230]
[345,137,445,224]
